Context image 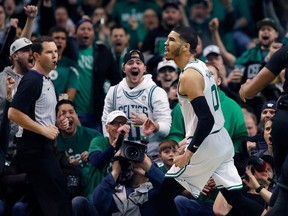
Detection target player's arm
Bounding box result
[180,69,214,156]
[239,67,275,102]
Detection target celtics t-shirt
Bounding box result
[56,126,102,196]
[74,47,94,114]
[49,56,79,98]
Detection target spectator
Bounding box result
[210,17,280,119]
[72,18,121,131]
[0,5,8,46]
[141,2,182,58]
[54,6,75,37]
[156,59,178,92]
[214,155,275,215]
[111,0,160,50]
[0,37,33,158]
[48,26,79,101]
[203,44,233,87]
[90,6,110,46]
[249,100,276,156]
[239,44,288,215]
[0,5,37,71]
[102,50,171,162]
[141,8,159,47]
[92,152,164,216]
[255,118,273,158]
[188,0,236,49]
[55,99,102,197]
[8,36,72,215]
[109,25,130,78]
[158,139,179,173]
[167,78,178,109]
[88,110,130,196]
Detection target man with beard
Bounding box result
[0,37,33,157]
[55,99,102,197]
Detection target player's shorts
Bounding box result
[165,128,242,198]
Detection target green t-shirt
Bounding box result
[111,0,160,46]
[235,44,269,81]
[49,56,79,98]
[56,126,102,196]
[74,46,94,114]
[85,136,112,197]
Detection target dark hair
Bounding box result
[55,99,76,114]
[48,26,68,37]
[172,26,198,53]
[32,36,55,54]
[110,24,129,35]
[158,139,179,153]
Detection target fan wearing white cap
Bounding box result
[157,60,179,92]
[88,110,130,193]
[0,37,33,155]
[203,44,231,86]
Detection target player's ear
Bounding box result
[122,63,126,74]
[183,42,190,52]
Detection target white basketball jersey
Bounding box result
[178,59,224,138]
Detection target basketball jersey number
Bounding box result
[211,84,219,111]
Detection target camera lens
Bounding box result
[125,146,139,160]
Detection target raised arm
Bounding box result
[21,5,38,39]
[209,18,236,68]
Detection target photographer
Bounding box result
[213,155,275,215]
[87,110,130,195]
[92,151,165,216]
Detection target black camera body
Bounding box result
[247,156,266,174]
[120,140,146,162]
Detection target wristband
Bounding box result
[255,185,265,193]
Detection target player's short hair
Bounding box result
[172,26,198,53]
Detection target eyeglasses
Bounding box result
[109,121,127,127]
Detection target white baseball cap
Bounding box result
[203,45,221,57]
[10,37,32,56]
[157,60,177,72]
[106,110,128,125]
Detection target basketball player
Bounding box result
[156,26,265,216]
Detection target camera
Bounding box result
[247,156,266,174]
[120,140,146,162]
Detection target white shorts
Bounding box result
[165,128,242,198]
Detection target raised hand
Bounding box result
[6,76,16,102]
[24,5,38,18]
[141,118,156,136]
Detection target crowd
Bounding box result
[0,0,288,215]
